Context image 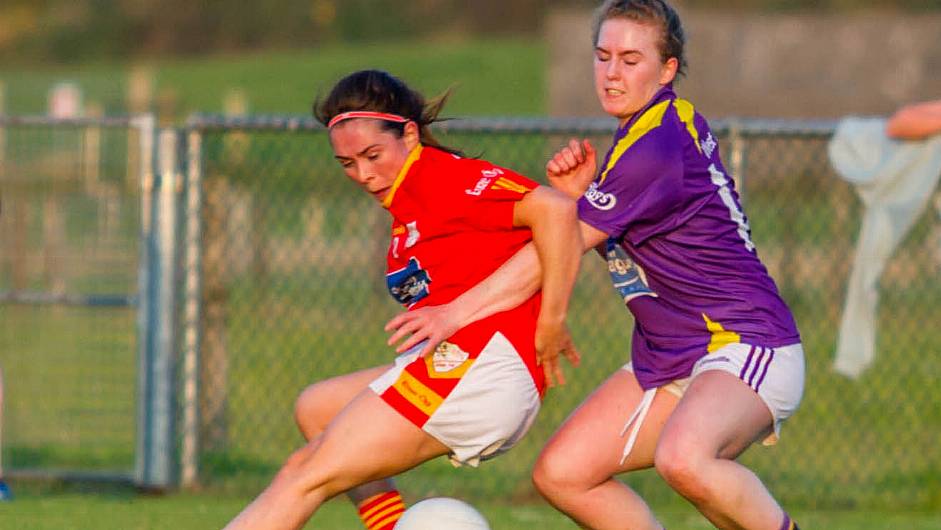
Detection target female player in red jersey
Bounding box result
[385,2,805,529]
[222,70,582,530]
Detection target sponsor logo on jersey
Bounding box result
[466,168,532,196]
[392,370,443,416]
[466,167,504,196]
[584,182,618,211]
[386,257,432,306]
[606,238,657,303]
[466,176,492,196]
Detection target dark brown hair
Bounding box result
[313,69,461,155]
[592,0,687,78]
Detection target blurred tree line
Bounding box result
[1,0,939,65]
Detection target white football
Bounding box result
[395,497,491,530]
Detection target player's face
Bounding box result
[330,119,419,203]
[593,18,678,127]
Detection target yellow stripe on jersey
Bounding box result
[673,99,702,154]
[599,99,671,184]
[392,369,444,416]
[382,145,423,208]
[702,313,741,353]
[491,176,533,194]
[392,225,406,236]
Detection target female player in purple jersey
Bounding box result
[386,1,804,529]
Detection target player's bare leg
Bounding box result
[224,388,448,530]
[294,364,395,470]
[294,366,391,439]
[294,365,405,528]
[532,369,677,530]
[655,370,784,530]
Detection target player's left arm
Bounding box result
[512,185,583,387]
[886,99,941,140]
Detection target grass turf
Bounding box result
[2,490,940,530]
[1,36,939,518]
[0,37,545,117]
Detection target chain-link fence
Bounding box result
[181,115,940,510]
[0,115,153,483]
[2,113,939,510]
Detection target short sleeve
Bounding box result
[577,126,686,244]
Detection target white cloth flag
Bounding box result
[827,117,941,378]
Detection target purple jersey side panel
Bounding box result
[578,86,800,389]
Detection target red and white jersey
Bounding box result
[383,145,546,394]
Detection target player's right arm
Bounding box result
[385,141,606,370]
[511,186,582,387]
[547,138,608,257]
[385,218,607,362]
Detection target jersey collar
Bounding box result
[382,144,423,209]
[617,84,676,136]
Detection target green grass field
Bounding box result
[3,491,941,530]
[0,37,545,117]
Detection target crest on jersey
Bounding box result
[426,341,473,378]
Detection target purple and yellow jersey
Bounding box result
[578,85,800,390]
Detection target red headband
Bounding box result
[327,111,410,129]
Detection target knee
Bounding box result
[294,383,327,437]
[654,435,710,503]
[532,446,585,501]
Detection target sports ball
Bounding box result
[395,497,491,529]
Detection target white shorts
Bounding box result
[369,332,541,467]
[623,342,805,445]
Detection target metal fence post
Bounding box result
[180,129,203,488]
[134,114,156,488]
[154,127,182,488]
[135,122,181,490]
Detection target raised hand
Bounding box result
[546,138,597,199]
